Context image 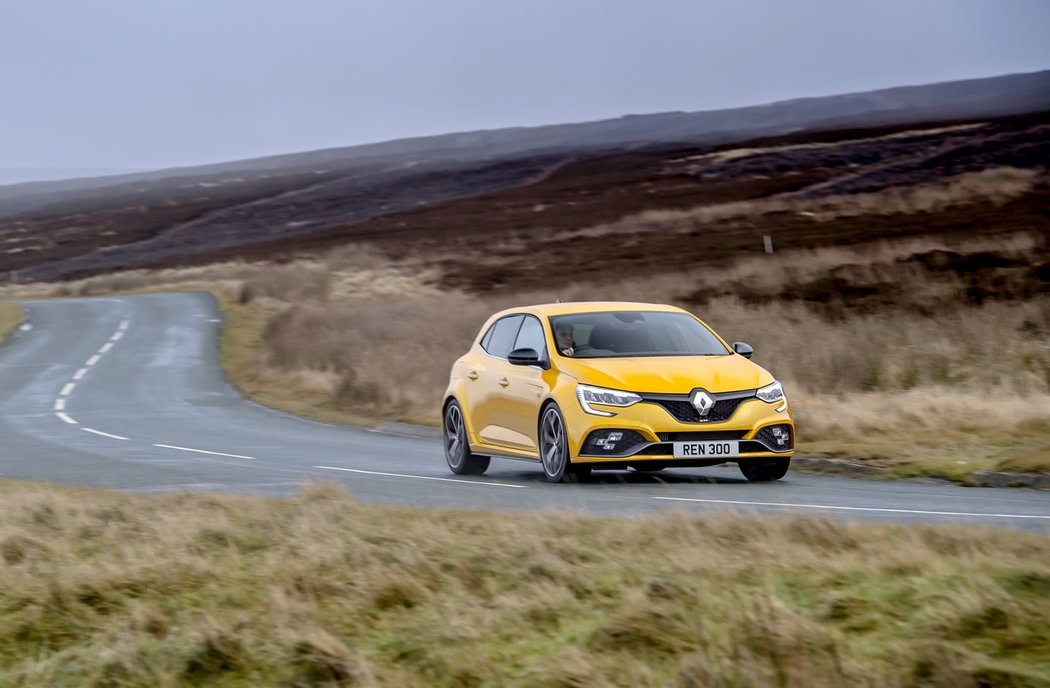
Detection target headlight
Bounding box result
[756,380,785,403]
[576,384,642,416]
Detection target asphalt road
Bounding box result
[1,292,1047,531]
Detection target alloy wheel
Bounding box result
[444,403,465,468]
[540,406,567,479]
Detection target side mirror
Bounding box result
[507,347,544,367]
[732,341,754,359]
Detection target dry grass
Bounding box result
[0,302,24,346]
[1,478,1048,687]
[558,167,1041,240]
[999,447,1050,474]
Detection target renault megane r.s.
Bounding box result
[442,302,794,483]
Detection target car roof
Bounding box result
[490,301,688,319]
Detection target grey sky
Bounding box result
[2,0,1049,173]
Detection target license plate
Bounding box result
[673,440,739,458]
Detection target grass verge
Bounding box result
[0,302,24,346]
[1,478,1048,687]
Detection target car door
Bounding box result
[498,315,552,452]
[463,314,523,448]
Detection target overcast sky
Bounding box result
[2,0,1048,175]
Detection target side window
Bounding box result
[480,325,494,351]
[483,315,524,359]
[513,316,547,357]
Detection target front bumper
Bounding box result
[563,392,794,464]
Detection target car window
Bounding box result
[513,316,547,357]
[547,311,728,358]
[483,315,524,358]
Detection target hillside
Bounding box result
[1,70,1049,282]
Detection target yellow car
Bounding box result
[442,302,794,483]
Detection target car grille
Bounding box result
[739,441,772,454]
[658,430,748,441]
[643,394,753,423]
[581,429,648,455]
[634,444,672,455]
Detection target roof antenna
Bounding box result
[555,297,562,304]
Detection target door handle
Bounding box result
[466,370,479,381]
[498,377,510,387]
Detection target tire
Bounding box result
[738,458,790,482]
[568,463,593,481]
[539,403,573,483]
[444,400,490,475]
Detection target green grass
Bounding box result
[0,302,24,346]
[1,478,1049,687]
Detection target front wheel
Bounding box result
[738,458,790,482]
[444,400,490,475]
[539,404,574,483]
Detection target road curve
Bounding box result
[1,292,1047,531]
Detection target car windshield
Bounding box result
[548,311,729,358]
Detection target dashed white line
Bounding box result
[652,496,1050,520]
[154,444,256,460]
[53,317,130,434]
[314,465,527,488]
[81,427,129,441]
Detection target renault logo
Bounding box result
[690,389,715,416]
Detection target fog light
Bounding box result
[584,429,640,455]
[770,426,789,447]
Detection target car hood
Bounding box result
[557,354,774,394]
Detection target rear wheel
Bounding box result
[539,404,573,483]
[444,400,490,475]
[738,458,790,482]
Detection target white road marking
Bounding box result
[314,465,526,488]
[53,399,66,411]
[86,355,101,366]
[118,320,129,331]
[81,427,129,441]
[56,412,77,424]
[60,383,75,396]
[110,332,124,342]
[652,496,1050,520]
[73,367,88,380]
[154,443,256,460]
[99,342,114,353]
